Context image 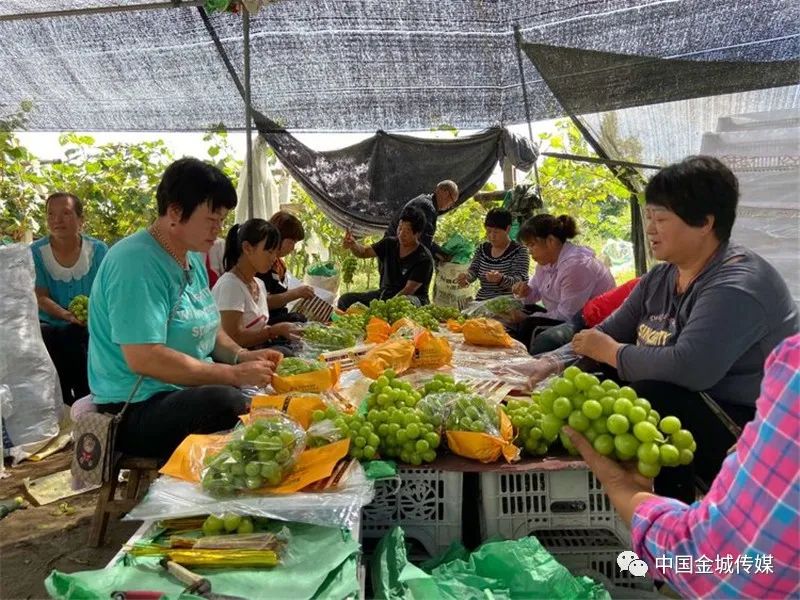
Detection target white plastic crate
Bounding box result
[361,467,462,558]
[480,468,630,546]
[536,529,657,594]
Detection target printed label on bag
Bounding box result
[76,433,101,471]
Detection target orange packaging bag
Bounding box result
[462,318,514,348]
[411,330,453,370]
[358,339,415,379]
[161,431,349,495]
[365,317,391,344]
[446,319,464,333]
[272,362,341,394]
[446,408,520,463]
[250,393,327,430]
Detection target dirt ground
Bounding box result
[0,450,140,600]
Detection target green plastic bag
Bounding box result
[372,527,444,600]
[308,261,338,277]
[440,234,475,265]
[46,523,360,600]
[363,460,398,480]
[372,527,610,600]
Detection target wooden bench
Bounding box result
[88,455,160,547]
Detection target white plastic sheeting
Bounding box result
[0,244,63,463]
[701,109,800,305]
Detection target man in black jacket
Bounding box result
[384,180,459,262]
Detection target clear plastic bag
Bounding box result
[126,462,375,532]
[200,411,307,497]
[462,295,525,325]
[298,322,361,353]
[443,392,501,437]
[306,418,346,448]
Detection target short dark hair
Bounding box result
[46,192,83,219]
[484,208,512,230]
[270,211,305,242]
[645,156,738,241]
[156,157,237,222]
[223,219,281,272]
[399,205,426,234]
[518,214,578,243]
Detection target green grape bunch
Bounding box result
[307,406,347,448]
[201,415,306,497]
[68,294,89,323]
[507,398,549,456]
[363,297,444,331]
[370,404,441,465]
[202,513,255,536]
[302,324,357,350]
[276,357,326,377]
[536,366,697,477]
[340,256,358,289]
[333,313,369,336]
[445,393,500,436]
[364,369,421,410]
[420,374,470,398]
[419,304,461,323]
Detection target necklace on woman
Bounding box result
[149,224,188,269]
[233,265,260,302]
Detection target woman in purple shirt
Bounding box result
[511,214,615,353]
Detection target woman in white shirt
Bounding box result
[212,219,299,354]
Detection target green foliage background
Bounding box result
[2,103,637,288]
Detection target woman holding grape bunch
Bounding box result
[87,159,281,459]
[31,192,108,405]
[523,156,798,502]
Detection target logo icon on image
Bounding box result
[617,550,649,577]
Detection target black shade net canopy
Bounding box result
[1,0,797,133]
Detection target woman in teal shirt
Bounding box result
[88,158,281,459]
[31,192,108,405]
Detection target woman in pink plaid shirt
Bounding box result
[566,333,799,598]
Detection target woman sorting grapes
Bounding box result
[456,208,530,301]
[256,211,315,324]
[212,219,300,356]
[31,192,108,405]
[510,213,615,353]
[88,159,281,459]
[523,156,799,502]
[337,206,434,310]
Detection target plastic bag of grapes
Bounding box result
[272,357,340,393]
[443,392,519,463]
[462,295,525,325]
[200,411,307,497]
[299,323,360,352]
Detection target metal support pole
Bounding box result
[513,24,542,200]
[243,6,254,219]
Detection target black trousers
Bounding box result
[337,290,384,311]
[40,322,90,406]
[629,380,755,503]
[509,313,565,354]
[528,313,588,355]
[99,385,249,459]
